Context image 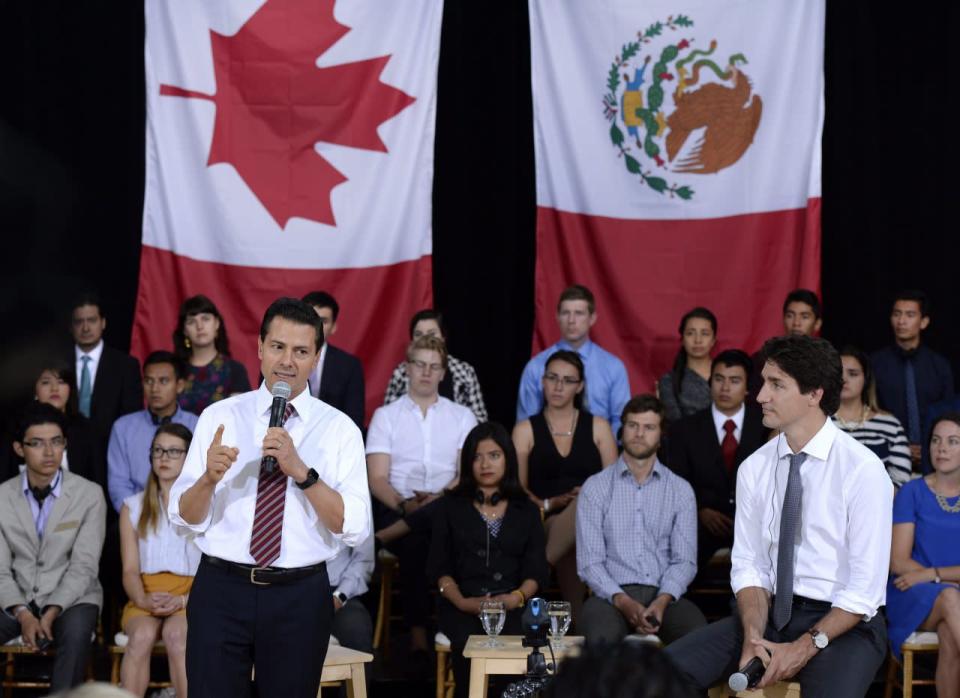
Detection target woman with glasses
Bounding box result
[119,423,199,698]
[513,350,617,621]
[173,295,250,415]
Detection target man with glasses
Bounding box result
[0,402,106,692]
[107,351,199,512]
[366,334,477,672]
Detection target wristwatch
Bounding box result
[933,567,942,584]
[333,591,348,605]
[809,628,829,650]
[397,500,407,517]
[295,467,319,490]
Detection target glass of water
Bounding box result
[548,600,572,650]
[479,599,506,648]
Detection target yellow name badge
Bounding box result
[53,520,80,532]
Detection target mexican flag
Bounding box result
[529,0,823,391]
[132,0,443,421]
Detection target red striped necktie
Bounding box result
[249,403,294,567]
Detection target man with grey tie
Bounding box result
[665,336,893,697]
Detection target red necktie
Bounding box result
[249,403,294,567]
[721,419,738,476]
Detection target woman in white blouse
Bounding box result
[119,423,200,697]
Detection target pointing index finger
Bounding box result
[212,424,225,447]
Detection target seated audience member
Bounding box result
[119,423,198,698]
[886,412,960,696]
[748,289,822,396]
[872,290,953,469]
[326,530,375,654]
[517,285,630,436]
[383,309,488,421]
[0,403,106,692]
[108,351,199,512]
[366,335,477,663]
[832,346,911,488]
[172,294,251,414]
[68,292,144,443]
[301,291,366,429]
[428,422,548,697]
[665,336,893,698]
[513,350,617,620]
[577,395,706,647]
[1,359,104,488]
[658,307,717,424]
[543,642,697,698]
[668,350,767,568]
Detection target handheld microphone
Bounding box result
[728,656,765,692]
[261,381,292,474]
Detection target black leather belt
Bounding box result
[203,554,326,586]
[772,593,832,610]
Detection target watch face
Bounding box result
[813,633,828,649]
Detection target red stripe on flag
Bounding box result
[131,245,433,425]
[533,200,821,395]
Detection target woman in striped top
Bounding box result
[833,346,912,488]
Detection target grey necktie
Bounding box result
[772,451,806,630]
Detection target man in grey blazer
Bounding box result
[0,403,106,691]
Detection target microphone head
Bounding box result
[271,381,292,400]
[728,672,749,692]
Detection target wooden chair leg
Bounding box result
[4,650,14,698]
[902,648,913,698]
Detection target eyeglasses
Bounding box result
[22,437,66,450]
[543,373,581,387]
[151,447,187,460]
[409,360,443,373]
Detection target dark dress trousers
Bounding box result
[318,345,365,430]
[667,405,767,567]
[82,344,143,443]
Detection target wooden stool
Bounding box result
[2,641,95,698]
[372,549,399,657]
[883,630,939,698]
[708,682,802,697]
[435,632,455,698]
[462,634,584,698]
[109,633,173,689]
[319,645,373,698]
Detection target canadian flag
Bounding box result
[529,0,823,391]
[132,0,443,421]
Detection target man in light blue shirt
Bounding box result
[107,351,198,511]
[517,285,630,435]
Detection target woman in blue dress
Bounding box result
[887,411,960,696]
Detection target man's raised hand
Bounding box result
[204,424,239,485]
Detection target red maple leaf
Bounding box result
[159,0,416,228]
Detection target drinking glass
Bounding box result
[479,599,506,648]
[547,600,572,650]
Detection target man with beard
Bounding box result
[576,394,706,647]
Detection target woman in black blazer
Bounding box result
[428,421,549,697]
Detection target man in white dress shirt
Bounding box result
[169,297,371,698]
[665,335,893,697]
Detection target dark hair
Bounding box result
[760,335,842,415]
[301,291,340,322]
[144,350,186,380]
[70,290,103,316]
[408,309,445,339]
[446,422,526,501]
[931,411,960,440]
[782,288,822,319]
[838,345,877,410]
[670,307,718,407]
[620,393,665,429]
[893,289,930,317]
[543,642,696,698]
[711,349,752,378]
[15,402,67,443]
[557,284,595,314]
[35,358,79,417]
[173,295,232,360]
[139,423,194,537]
[260,297,324,352]
[543,350,586,410]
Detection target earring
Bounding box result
[184,337,191,349]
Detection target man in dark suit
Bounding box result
[302,291,366,430]
[69,292,143,444]
[668,350,767,568]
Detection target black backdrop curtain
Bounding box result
[1,1,956,427]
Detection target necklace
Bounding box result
[931,475,960,513]
[545,409,578,437]
[834,404,870,430]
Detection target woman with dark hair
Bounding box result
[832,346,912,488]
[173,295,250,414]
[119,423,199,698]
[658,307,717,423]
[886,412,960,697]
[428,422,549,697]
[513,350,617,621]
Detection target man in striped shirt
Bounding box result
[576,394,706,646]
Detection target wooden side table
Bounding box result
[318,645,374,698]
[462,635,584,698]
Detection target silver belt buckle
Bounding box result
[250,566,271,586]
